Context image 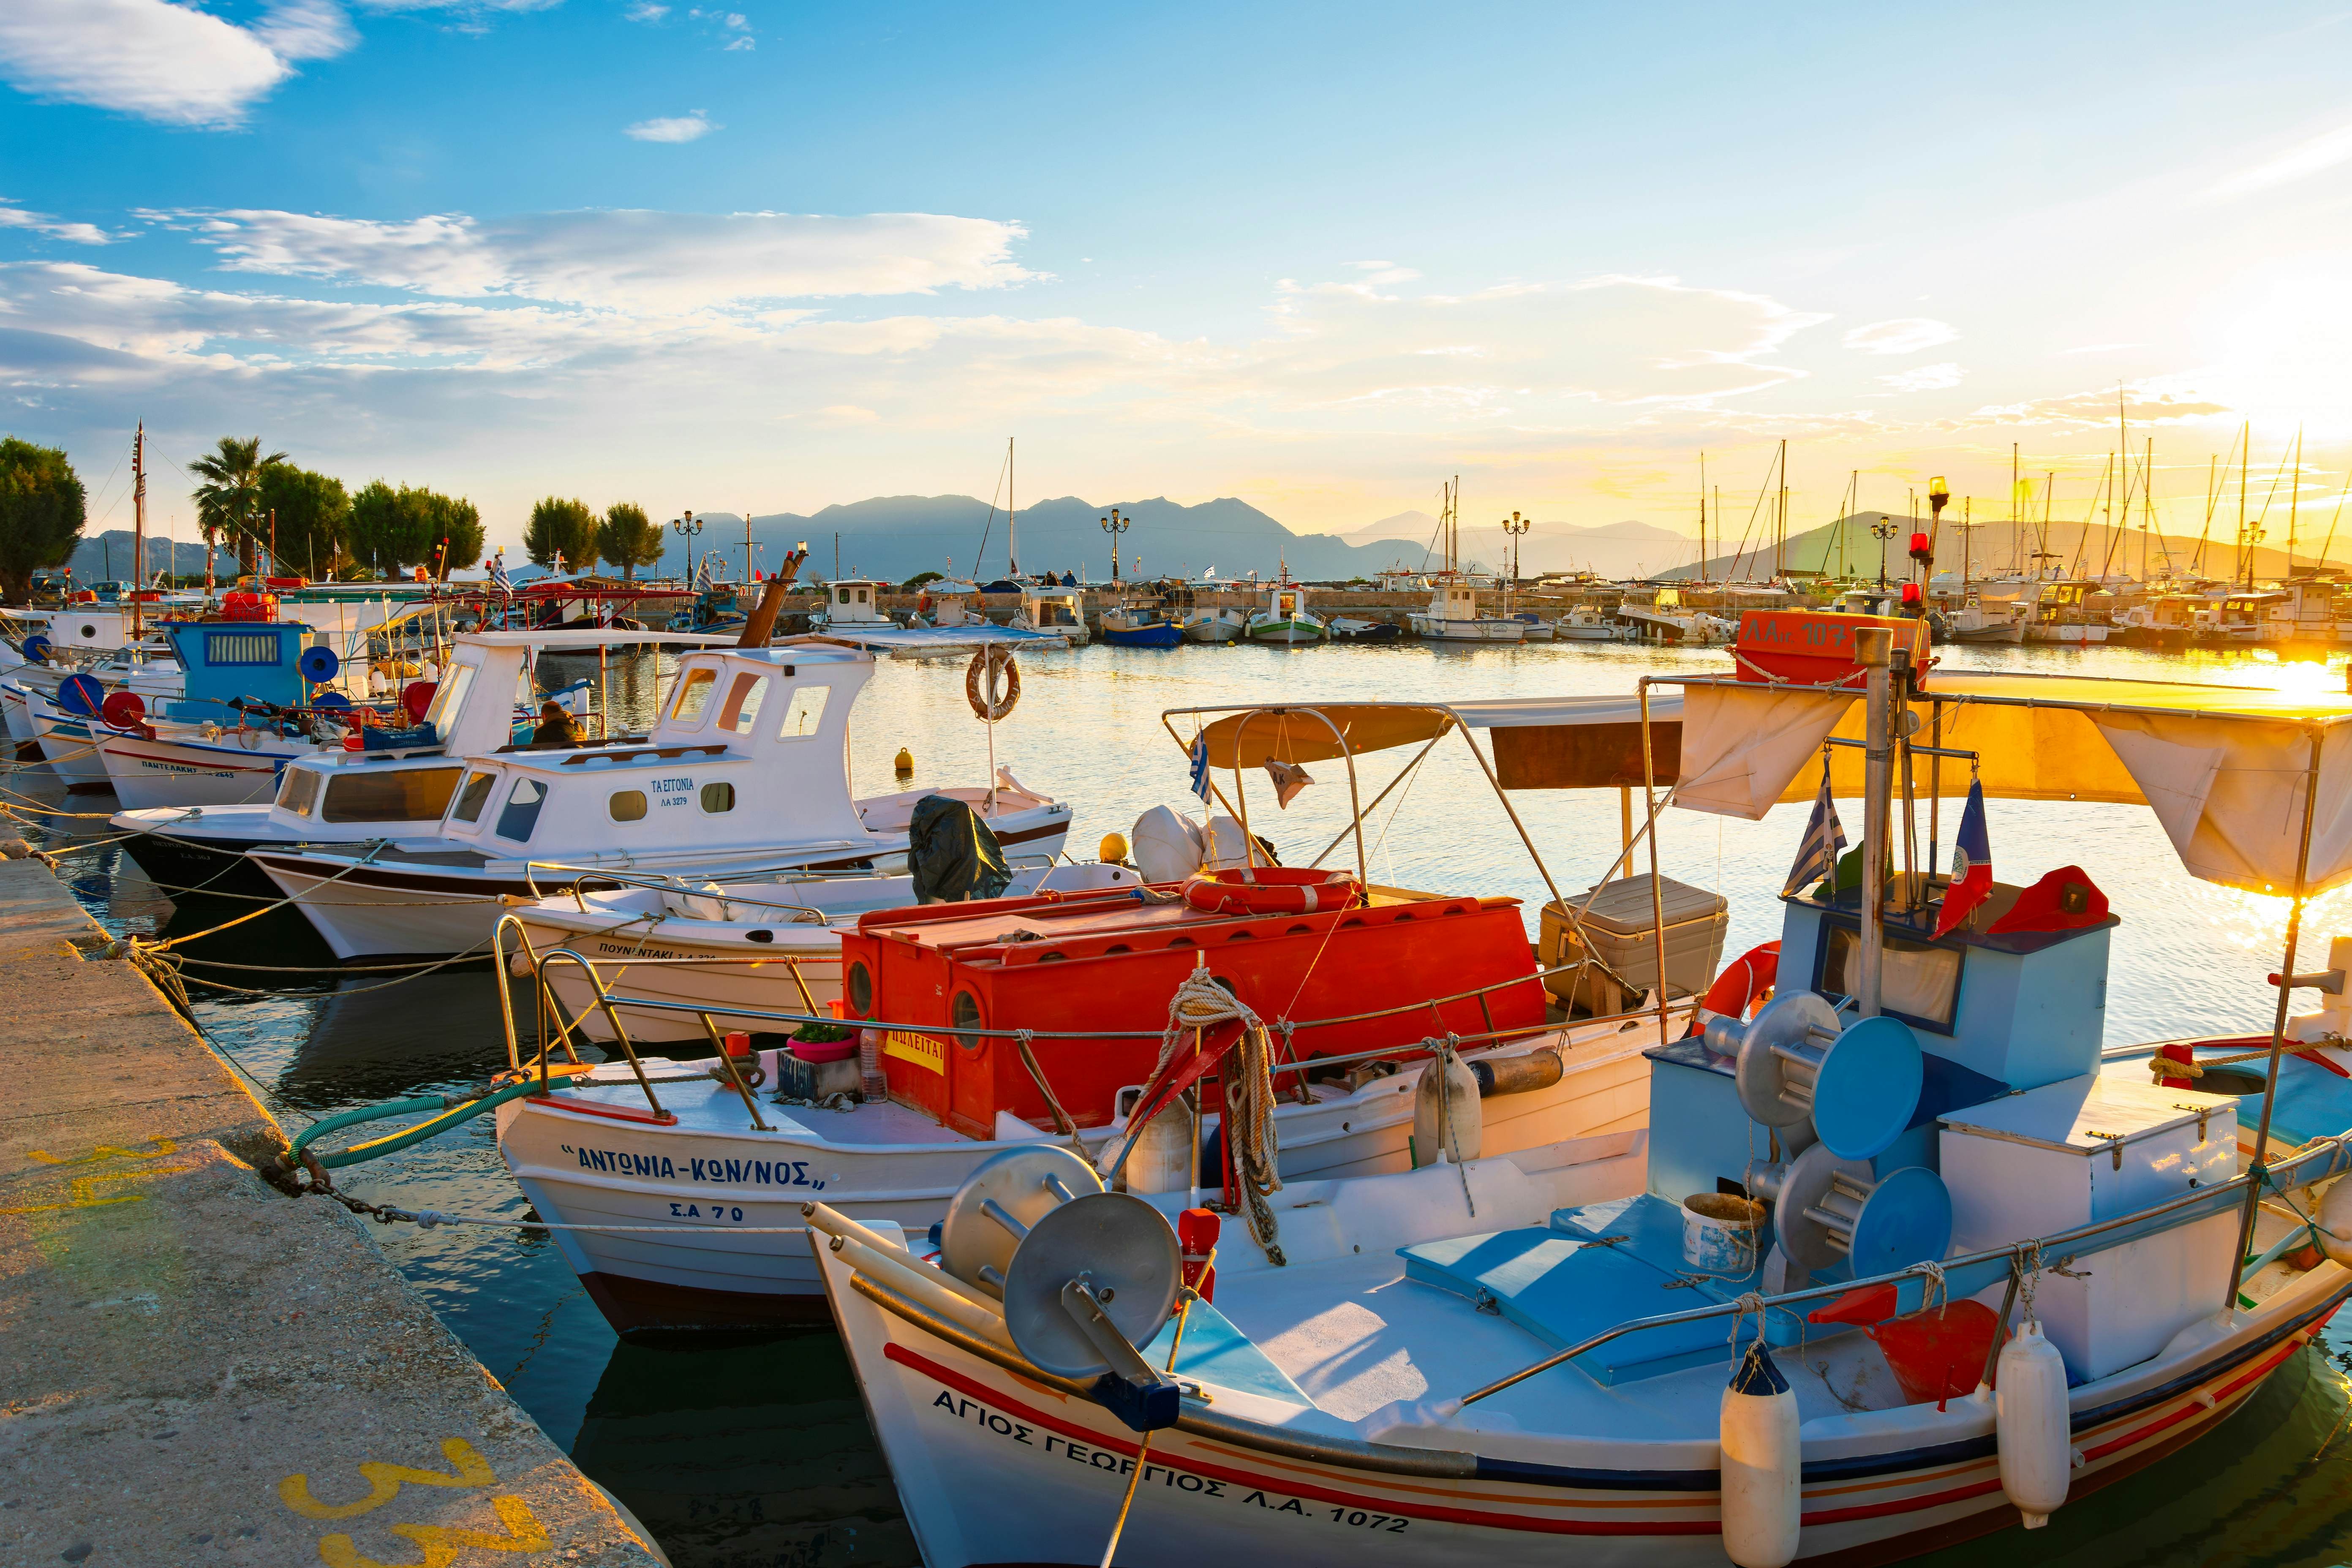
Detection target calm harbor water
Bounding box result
[15,636,2352,1568]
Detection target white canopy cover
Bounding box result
[1669,670,2352,896]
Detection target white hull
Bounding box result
[823,1212,2341,1568]
[258,808,1075,958]
[1408,616,1525,643]
[2027,623,2110,645]
[97,730,307,810]
[500,1023,1658,1329]
[1247,616,1325,645]
[1948,622,2026,645]
[1181,613,1245,644]
[27,706,113,788]
[0,681,32,744]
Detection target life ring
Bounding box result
[1699,941,1780,1022]
[1182,867,1361,916]
[966,646,1021,721]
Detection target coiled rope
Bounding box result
[1154,968,1286,1266]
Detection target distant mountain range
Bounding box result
[1658,512,2348,583]
[1304,513,1698,581]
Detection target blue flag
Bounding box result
[1934,778,1993,937]
[1188,734,1213,803]
[1783,764,1848,895]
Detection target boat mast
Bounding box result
[1775,439,1788,581]
[2289,426,2303,580]
[2240,422,2251,591]
[1007,438,1017,579]
[1698,451,1708,586]
[2010,442,2020,575]
[131,422,145,639]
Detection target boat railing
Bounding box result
[496,919,1677,1135]
[1451,1131,2352,1410]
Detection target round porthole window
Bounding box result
[953,990,983,1052]
[847,960,873,1014]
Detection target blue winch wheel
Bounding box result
[56,672,104,717]
[1811,1015,1924,1160]
[312,690,353,712]
[21,634,50,662]
[1774,1142,1953,1274]
[299,645,340,683]
[1845,1165,1954,1277]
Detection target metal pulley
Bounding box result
[1773,1143,1951,1274]
[1733,993,1924,1160]
[937,1143,1102,1298]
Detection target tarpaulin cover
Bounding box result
[909,794,1012,904]
[1187,695,1687,787]
[1667,671,2352,895]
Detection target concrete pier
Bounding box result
[0,859,664,1566]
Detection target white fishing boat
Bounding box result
[488,694,1702,1331]
[1408,579,1525,642]
[1554,607,1630,642]
[109,626,730,896]
[818,623,2352,1568]
[253,631,1074,958]
[1181,607,1247,644]
[1946,597,2025,644]
[1617,585,1735,645]
[1245,582,1325,644]
[1012,585,1092,645]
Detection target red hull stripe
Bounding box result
[525,1094,677,1125]
[884,1311,2319,1542]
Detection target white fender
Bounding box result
[2317,1176,2352,1267]
[1995,1321,2072,1527]
[1720,1345,1801,1568]
[1411,1048,1483,1167]
[1124,1102,1194,1195]
[1130,805,1206,885]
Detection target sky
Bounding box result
[4,1,2352,559]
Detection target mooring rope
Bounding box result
[1153,969,1287,1266]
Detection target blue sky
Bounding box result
[5,1,2352,557]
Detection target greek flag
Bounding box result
[489,551,511,594]
[1188,734,1212,803]
[1783,763,1847,896]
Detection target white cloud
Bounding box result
[0,0,355,128]
[626,110,714,142]
[0,199,112,245]
[1842,317,1958,356]
[2206,120,2352,200]
[624,1,668,16]
[158,205,1038,309]
[722,35,753,50]
[1878,362,1963,392]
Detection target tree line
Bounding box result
[1,433,690,602]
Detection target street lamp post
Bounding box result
[1100,507,1132,584]
[672,511,704,586]
[1500,511,1531,613]
[1870,514,1898,594]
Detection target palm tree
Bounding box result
[188,436,285,580]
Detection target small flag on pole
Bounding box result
[1934,778,1993,937]
[490,550,511,595]
[1783,762,1848,896]
[1188,734,1213,803]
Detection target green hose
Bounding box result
[291,1079,549,1170]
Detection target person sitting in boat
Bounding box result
[532,699,581,745]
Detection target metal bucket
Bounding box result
[1682,1192,1766,1274]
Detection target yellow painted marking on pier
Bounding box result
[316,1495,550,1567]
[26,1136,179,1165]
[279,1438,498,1520]
[3,1138,193,1213]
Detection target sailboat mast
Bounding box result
[1775,438,1788,580]
[132,422,145,639]
[1698,451,1708,585]
[2240,422,2251,590]
[1008,438,1017,579]
[2289,426,2303,580]
[2011,442,2020,574]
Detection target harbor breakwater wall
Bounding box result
[0,858,664,1566]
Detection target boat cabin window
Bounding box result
[669,667,717,725]
[449,769,497,824]
[700,781,735,814]
[277,768,321,818]
[836,588,850,605]
[609,789,647,822]
[1818,926,1961,1034]
[421,663,476,732]
[495,778,549,842]
[777,685,829,739]
[320,765,463,825]
[717,673,768,735]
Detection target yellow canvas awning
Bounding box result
[1191,705,1457,770]
[1671,670,2352,895]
